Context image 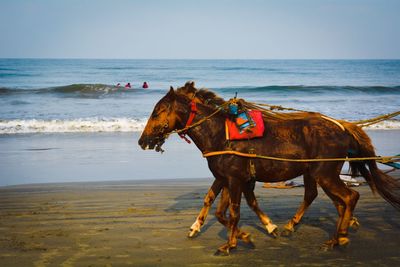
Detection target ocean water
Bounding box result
[0,59,399,134]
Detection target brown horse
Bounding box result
[138,82,400,255]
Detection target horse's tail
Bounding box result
[341,121,400,210]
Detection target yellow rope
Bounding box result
[245,102,306,112]
[203,150,400,163]
[353,111,400,127]
[244,101,400,128]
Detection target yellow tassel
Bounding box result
[225,121,230,140]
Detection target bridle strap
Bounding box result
[162,100,227,143]
[179,100,197,143]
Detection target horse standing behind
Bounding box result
[138,82,400,255]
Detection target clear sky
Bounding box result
[0,0,399,59]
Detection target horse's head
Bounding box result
[139,81,225,152]
[138,86,182,152]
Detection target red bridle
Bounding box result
[178,99,197,144]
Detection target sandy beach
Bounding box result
[0,174,400,266]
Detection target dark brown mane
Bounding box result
[176,81,225,106]
[176,82,325,123]
[175,82,354,136]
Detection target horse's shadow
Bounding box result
[164,188,339,240]
[164,186,400,251]
[164,189,209,212]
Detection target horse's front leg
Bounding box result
[188,179,223,238]
[243,182,278,238]
[216,181,242,256]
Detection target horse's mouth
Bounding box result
[139,137,165,153]
[154,140,165,153]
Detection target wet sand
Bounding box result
[1,173,400,266]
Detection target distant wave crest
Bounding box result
[1,84,400,97]
[51,84,118,93]
[0,84,120,95]
[217,85,400,94]
[0,84,159,97]
[0,118,147,134]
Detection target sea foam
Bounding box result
[0,118,399,134]
[0,118,147,134]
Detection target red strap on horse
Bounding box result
[185,100,197,127]
[179,100,197,144]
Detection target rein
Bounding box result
[203,150,400,163]
[162,100,227,142]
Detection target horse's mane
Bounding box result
[176,81,319,122]
[176,81,226,107]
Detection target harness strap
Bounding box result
[321,115,345,131]
[179,100,198,144]
[185,100,198,127]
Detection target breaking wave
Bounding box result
[361,120,400,130]
[0,118,147,134]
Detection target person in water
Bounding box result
[116,83,121,87]
[142,82,149,89]
[125,83,131,88]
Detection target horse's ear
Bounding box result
[168,86,175,98]
[190,81,195,87]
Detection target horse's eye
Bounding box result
[152,107,167,118]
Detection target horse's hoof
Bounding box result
[349,217,360,231]
[266,224,278,235]
[338,236,350,246]
[188,228,199,238]
[214,245,230,256]
[239,232,253,243]
[269,228,279,239]
[280,228,293,237]
[239,233,255,249]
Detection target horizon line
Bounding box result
[1,57,399,61]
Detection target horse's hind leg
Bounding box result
[188,179,223,238]
[281,172,359,237]
[315,166,360,250]
[215,186,251,243]
[215,185,230,227]
[282,172,318,236]
[242,182,278,237]
[332,188,359,248]
[216,180,242,255]
[215,182,274,244]
[332,199,359,231]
